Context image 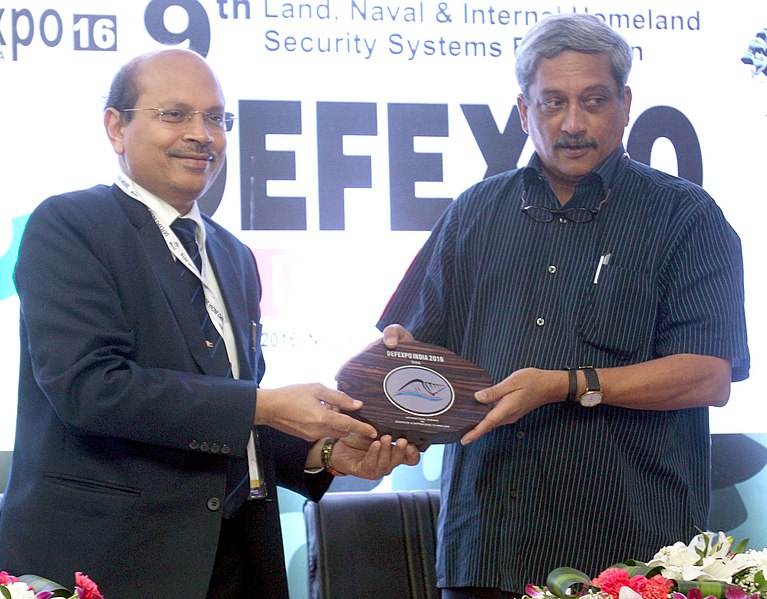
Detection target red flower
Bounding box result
[643,574,675,599]
[75,572,104,599]
[592,568,674,599]
[593,568,640,599]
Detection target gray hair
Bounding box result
[515,14,632,98]
[104,55,143,120]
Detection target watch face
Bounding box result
[579,392,603,407]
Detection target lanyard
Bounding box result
[116,175,225,337]
[116,175,265,499]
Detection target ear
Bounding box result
[622,86,632,126]
[517,93,530,133]
[104,107,126,155]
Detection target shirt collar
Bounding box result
[522,145,628,204]
[594,145,629,188]
[117,173,205,244]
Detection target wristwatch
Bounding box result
[577,367,603,407]
[321,437,346,476]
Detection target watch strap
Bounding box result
[321,437,346,476]
[564,368,578,403]
[581,367,600,392]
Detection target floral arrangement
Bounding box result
[525,532,767,599]
[0,571,103,599]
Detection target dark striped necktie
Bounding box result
[171,218,245,513]
[170,218,231,377]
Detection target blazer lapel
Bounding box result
[113,187,222,375]
[204,221,256,382]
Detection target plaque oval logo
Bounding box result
[383,365,455,416]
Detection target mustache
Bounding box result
[554,134,598,150]
[168,145,217,161]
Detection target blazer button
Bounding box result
[199,442,209,452]
[210,443,221,454]
[220,445,231,455]
[189,440,199,450]
[207,497,221,512]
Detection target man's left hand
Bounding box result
[330,434,421,479]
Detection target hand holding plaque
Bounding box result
[336,341,493,450]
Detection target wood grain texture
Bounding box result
[337,341,493,449]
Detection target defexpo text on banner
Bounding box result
[0,0,706,233]
[238,102,702,231]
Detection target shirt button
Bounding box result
[548,265,557,274]
[510,489,519,499]
[206,497,221,512]
[516,430,526,439]
[535,317,545,327]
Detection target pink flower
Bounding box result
[725,585,760,599]
[593,568,642,599]
[525,584,547,599]
[74,572,103,599]
[592,568,675,599]
[0,571,22,585]
[672,588,717,599]
[0,571,36,596]
[642,574,675,599]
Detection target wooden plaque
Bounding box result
[337,341,494,449]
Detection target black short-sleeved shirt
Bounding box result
[377,147,750,592]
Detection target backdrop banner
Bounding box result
[1,2,766,597]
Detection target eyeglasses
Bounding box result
[520,190,611,224]
[120,108,236,132]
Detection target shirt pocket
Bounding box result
[575,266,657,361]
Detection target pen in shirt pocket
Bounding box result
[593,253,612,284]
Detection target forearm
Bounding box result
[465,353,732,444]
[593,353,731,410]
[531,354,731,411]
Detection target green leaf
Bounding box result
[606,561,666,580]
[754,569,766,591]
[609,561,652,577]
[18,574,73,597]
[1,584,13,599]
[730,538,750,555]
[546,567,593,598]
[676,579,729,599]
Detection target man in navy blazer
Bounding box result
[0,49,418,598]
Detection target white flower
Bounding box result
[649,541,701,569]
[1,581,36,599]
[618,587,643,599]
[701,552,756,583]
[748,548,767,572]
[648,539,704,580]
[647,531,762,584]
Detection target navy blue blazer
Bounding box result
[0,185,327,597]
